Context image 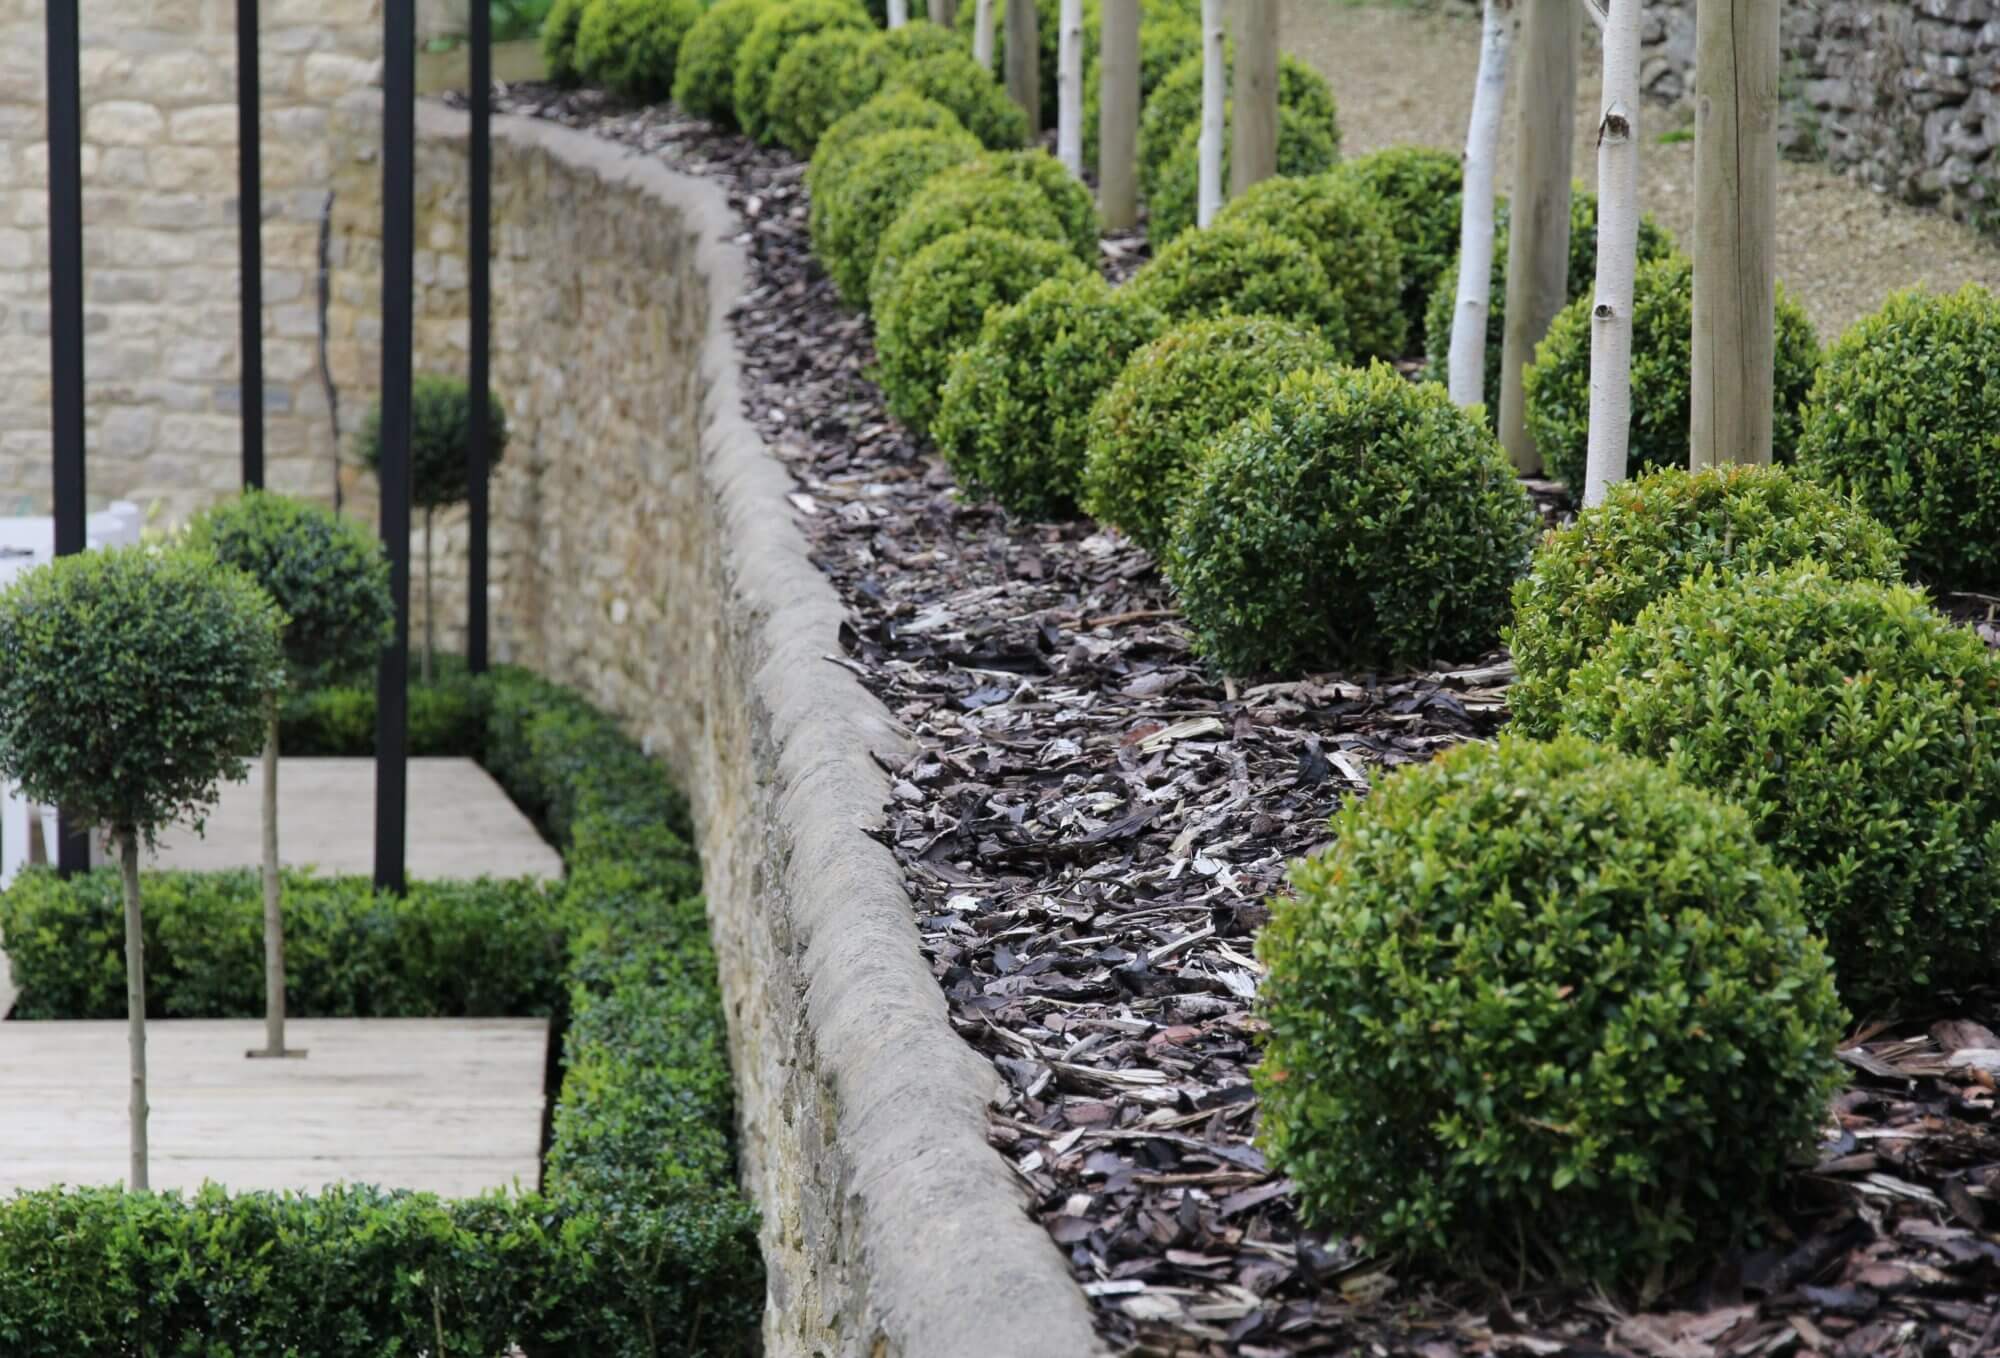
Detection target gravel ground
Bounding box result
[1277,0,1999,341]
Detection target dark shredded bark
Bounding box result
[483,83,2000,1357]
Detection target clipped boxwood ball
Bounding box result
[874,227,1091,435]
[1336,145,1463,342]
[1081,315,1339,554]
[1139,53,1339,203]
[884,152,1099,279]
[1148,102,1341,247]
[540,0,591,86]
[1167,364,1535,673]
[1257,732,1844,1286]
[766,28,874,156]
[1213,173,1404,360]
[673,0,770,125]
[809,91,969,195]
[574,0,703,101]
[868,174,1066,313]
[933,276,1165,519]
[1796,285,2000,592]
[1525,253,1821,497]
[883,50,1031,151]
[838,20,965,108]
[733,0,870,145]
[810,126,983,307]
[1558,565,2000,1010]
[1422,190,1676,427]
[1506,464,1902,738]
[1127,222,1348,356]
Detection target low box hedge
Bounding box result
[0,665,757,1356]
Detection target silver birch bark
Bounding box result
[1098,0,1140,227]
[1498,0,1576,472]
[1447,0,1513,409]
[1580,0,1639,507]
[889,0,909,26]
[974,0,996,70]
[1058,0,1085,175]
[120,828,149,1192]
[1198,0,1226,228]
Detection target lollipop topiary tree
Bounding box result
[358,374,508,683]
[186,492,393,1059]
[0,546,284,1189]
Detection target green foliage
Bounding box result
[1148,101,1341,246]
[357,373,509,512]
[279,661,490,757]
[574,0,704,101]
[808,91,969,198]
[766,27,874,156]
[953,149,1102,263]
[1557,565,2000,1010]
[1795,284,2000,591]
[1524,253,1821,496]
[933,275,1165,519]
[1079,315,1338,554]
[882,49,1031,151]
[1336,145,1462,343]
[837,19,964,107]
[1422,190,1676,426]
[732,0,871,144]
[1505,464,1903,737]
[810,126,983,307]
[1126,221,1347,353]
[1139,52,1339,203]
[868,173,1067,313]
[1257,733,1845,1286]
[540,0,591,85]
[184,490,392,688]
[1165,364,1535,673]
[0,546,283,843]
[673,0,772,127]
[873,227,1091,434]
[1212,172,1405,359]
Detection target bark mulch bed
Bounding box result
[483,83,2000,1358]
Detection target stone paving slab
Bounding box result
[0,1017,548,1196]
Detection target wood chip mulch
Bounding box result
[484,83,2000,1357]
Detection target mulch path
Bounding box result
[482,82,2000,1358]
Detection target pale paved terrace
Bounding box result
[0,1017,548,1196]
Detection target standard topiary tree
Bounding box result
[1795,284,2000,592]
[1505,464,1903,736]
[1079,314,1339,553]
[1125,222,1346,352]
[540,0,592,86]
[1165,363,1535,673]
[185,492,393,1060]
[0,546,285,1190]
[1335,145,1463,344]
[733,0,872,145]
[673,0,771,127]
[1147,103,1340,246]
[1558,565,2000,1009]
[1257,733,1844,1286]
[867,175,1067,312]
[574,0,704,101]
[881,49,1033,150]
[809,126,984,306]
[873,227,1091,434]
[1523,252,1820,497]
[765,27,875,156]
[932,275,1164,518]
[1211,172,1405,359]
[357,374,508,683]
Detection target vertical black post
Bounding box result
[47,1,91,877]
[466,0,491,674]
[374,0,414,895]
[237,0,264,488]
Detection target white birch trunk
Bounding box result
[1197,0,1226,228]
[120,827,149,1192]
[974,0,996,69]
[888,0,909,28]
[1447,0,1513,409]
[1057,0,1085,176]
[1582,0,1640,506]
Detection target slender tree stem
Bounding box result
[1197,0,1226,228]
[1448,0,1513,409]
[120,827,148,1192]
[1582,0,1641,506]
[974,0,996,69]
[1057,0,1084,176]
[260,694,285,1057]
[422,508,434,685]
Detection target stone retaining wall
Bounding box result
[324,98,1101,1358]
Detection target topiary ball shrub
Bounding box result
[867,174,1066,313]
[574,0,704,102]
[873,227,1091,435]
[809,126,983,307]
[764,27,873,156]
[1557,565,2000,1010]
[1795,285,2000,592]
[883,50,1031,151]
[1126,222,1348,355]
[932,276,1165,519]
[540,0,592,86]
[1422,190,1676,426]
[837,19,964,108]
[1148,103,1341,247]
[1079,315,1339,554]
[1166,364,1535,673]
[732,0,871,145]
[808,91,969,195]
[1337,144,1463,343]
[673,0,770,126]
[1139,52,1338,202]
[1212,172,1404,359]
[1524,253,1821,497]
[1257,732,1844,1286]
[1505,464,1902,737]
